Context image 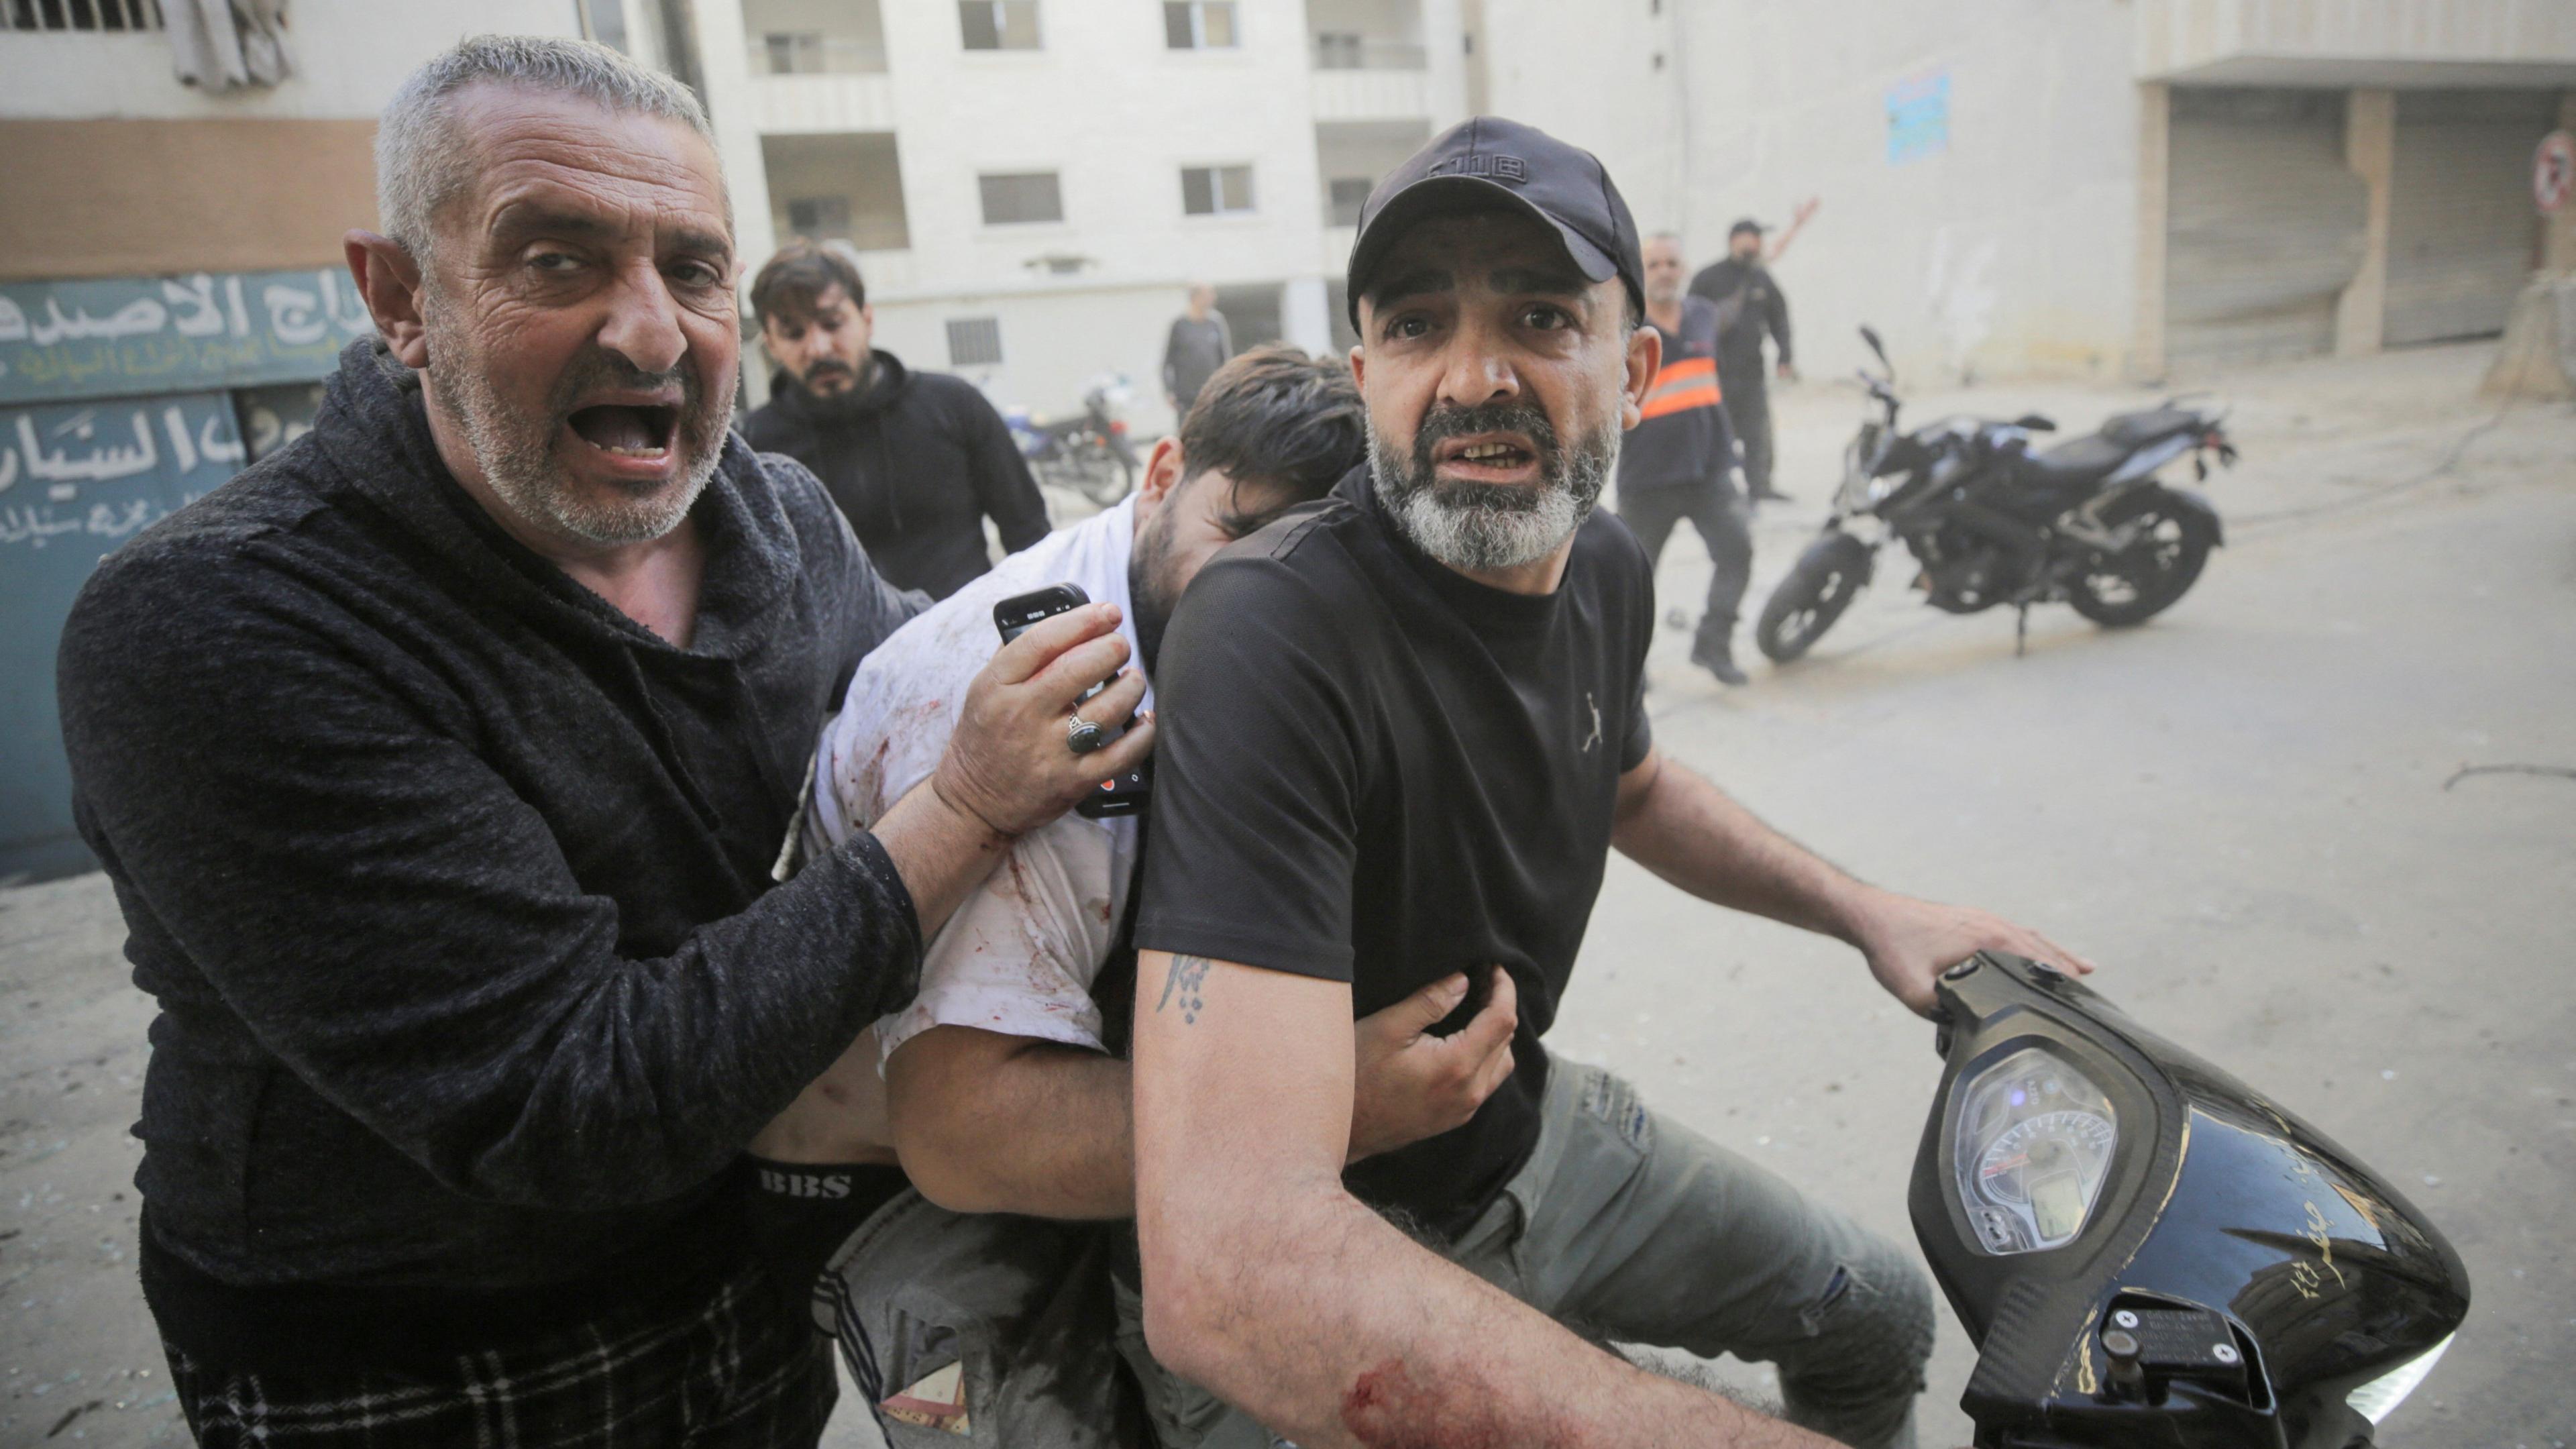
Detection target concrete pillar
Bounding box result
[2548,92,2576,275]
[686,0,781,409]
[2336,89,2396,358]
[1281,275,1334,358]
[2129,83,2169,384]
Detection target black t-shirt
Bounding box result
[1137,466,1654,1236]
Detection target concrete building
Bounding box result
[0,1,588,881]
[1475,0,2576,386]
[633,0,1470,425]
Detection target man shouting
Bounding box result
[1124,117,2094,1448]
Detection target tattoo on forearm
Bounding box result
[1157,955,1212,1024]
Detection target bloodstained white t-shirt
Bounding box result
[808,498,1150,1069]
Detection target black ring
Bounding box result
[1066,715,1108,755]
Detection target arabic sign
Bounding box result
[2,390,245,881]
[0,270,374,407]
[1886,72,1951,166]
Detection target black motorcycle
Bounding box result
[1008,373,1140,508]
[1914,953,2468,1446]
[1756,328,2237,663]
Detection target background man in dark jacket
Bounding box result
[1689,217,1797,502]
[742,241,1050,599]
[55,36,1152,1448]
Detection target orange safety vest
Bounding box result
[1638,355,1723,422]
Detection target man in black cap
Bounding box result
[1691,218,1796,502]
[1124,117,2091,1448]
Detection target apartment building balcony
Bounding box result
[741,0,895,131]
[1310,63,1430,122]
[746,70,898,133]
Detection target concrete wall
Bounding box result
[1483,0,2145,385]
[2139,0,2576,86]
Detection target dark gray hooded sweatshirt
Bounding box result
[57,339,925,1366]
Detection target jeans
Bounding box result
[1619,478,1754,663]
[1113,1057,1934,1449]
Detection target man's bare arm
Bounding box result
[883,970,1519,1219]
[1610,748,2095,1014]
[1132,950,1835,1448]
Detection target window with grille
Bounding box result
[785,196,853,239]
[5,0,163,30]
[1328,178,1373,228]
[1163,0,1236,49]
[959,0,1039,50]
[947,317,1004,368]
[1181,164,1255,217]
[979,172,1064,225]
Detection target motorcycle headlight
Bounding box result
[1953,1045,2118,1255]
[2345,1332,2453,1425]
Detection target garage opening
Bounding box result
[2384,89,2557,348]
[2164,88,2367,369]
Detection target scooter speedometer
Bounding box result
[1953,1046,2119,1255]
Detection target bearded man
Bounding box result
[1122,119,2097,1448]
[54,36,1147,1448]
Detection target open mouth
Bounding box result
[1434,434,1540,478]
[566,402,679,460]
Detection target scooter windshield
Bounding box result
[1953,1046,2119,1254]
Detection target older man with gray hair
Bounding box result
[55,35,1150,1447]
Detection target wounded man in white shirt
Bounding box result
[743,345,1522,1442]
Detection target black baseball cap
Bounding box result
[1344,116,1643,329]
[1728,217,1765,239]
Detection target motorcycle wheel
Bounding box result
[1067,444,1135,508]
[2067,490,2212,627]
[1756,533,1873,662]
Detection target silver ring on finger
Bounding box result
[1065,712,1108,755]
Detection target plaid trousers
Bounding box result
[164,1269,836,1448]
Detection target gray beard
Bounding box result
[423,292,728,547]
[1368,416,1617,574]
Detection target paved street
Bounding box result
[2,341,2568,1448]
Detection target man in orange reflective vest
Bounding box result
[1618,232,1754,685]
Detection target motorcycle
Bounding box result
[1006,372,1140,508]
[1914,953,2469,1446]
[1755,327,2238,663]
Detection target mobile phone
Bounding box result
[990,583,1152,820]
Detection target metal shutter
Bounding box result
[2166,89,2368,368]
[2384,91,2554,348]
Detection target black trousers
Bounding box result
[1619,477,1752,660]
[1722,370,1775,496]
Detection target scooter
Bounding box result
[1915,954,2469,1446]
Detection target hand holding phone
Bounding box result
[991,584,1152,819]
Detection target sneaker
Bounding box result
[1690,643,1749,686]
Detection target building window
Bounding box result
[762,32,826,74]
[1181,164,1255,217]
[947,317,1004,368]
[1163,0,1235,49]
[979,171,1064,225]
[5,0,162,29]
[784,196,853,239]
[1313,31,1360,69]
[1327,178,1373,228]
[959,0,1039,50]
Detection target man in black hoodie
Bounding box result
[741,241,1051,598]
[56,37,1152,1448]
